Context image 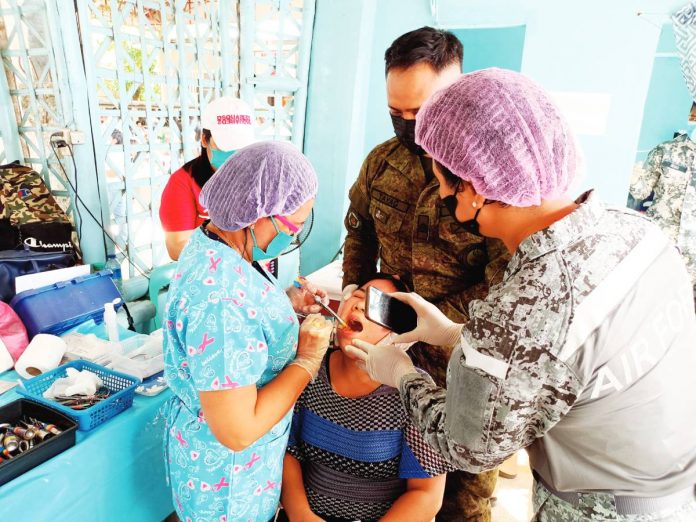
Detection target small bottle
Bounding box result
[104,299,120,344]
[105,254,123,297]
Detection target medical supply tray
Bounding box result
[17,361,140,431]
[0,398,78,487]
[9,270,122,338]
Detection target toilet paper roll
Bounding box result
[15,334,66,379]
[0,338,13,373]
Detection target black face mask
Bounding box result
[442,195,486,237]
[390,114,425,156]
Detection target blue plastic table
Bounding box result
[0,371,173,521]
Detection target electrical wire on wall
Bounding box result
[48,136,84,242]
[49,134,138,331]
[48,134,149,281]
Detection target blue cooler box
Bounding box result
[10,270,122,338]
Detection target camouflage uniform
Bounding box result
[343,138,510,521]
[400,191,696,521]
[628,134,696,297]
[533,481,696,521]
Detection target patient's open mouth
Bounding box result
[347,319,363,332]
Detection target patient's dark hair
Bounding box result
[384,26,463,75]
[360,272,410,293]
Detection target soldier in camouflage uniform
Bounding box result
[349,70,696,522]
[628,133,696,299]
[342,28,508,522]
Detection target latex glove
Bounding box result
[291,314,333,379]
[377,331,416,352]
[338,283,359,315]
[287,278,329,315]
[390,292,464,348]
[344,339,417,389]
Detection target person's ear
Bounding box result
[458,181,485,208]
[201,133,209,148]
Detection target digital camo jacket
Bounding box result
[401,191,696,500]
[629,134,696,294]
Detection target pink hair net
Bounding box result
[200,141,318,231]
[415,68,582,207]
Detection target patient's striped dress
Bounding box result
[286,353,450,522]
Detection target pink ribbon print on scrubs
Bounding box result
[163,229,299,521]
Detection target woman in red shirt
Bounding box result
[160,96,255,260]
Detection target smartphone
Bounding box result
[365,286,418,334]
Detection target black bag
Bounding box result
[0,248,76,303]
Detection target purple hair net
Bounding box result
[200,141,318,231]
[415,68,582,207]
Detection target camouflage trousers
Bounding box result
[532,480,696,521]
[436,468,498,522]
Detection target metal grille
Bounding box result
[0,0,77,223]
[0,0,315,277]
[241,0,314,146]
[76,0,240,275]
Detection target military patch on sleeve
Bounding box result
[462,244,487,269]
[347,210,361,229]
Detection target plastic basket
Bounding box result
[16,360,140,431]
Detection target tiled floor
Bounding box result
[491,451,534,522]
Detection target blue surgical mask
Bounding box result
[210,148,236,170]
[250,217,295,261]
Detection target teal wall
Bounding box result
[453,26,527,74]
[301,0,689,275]
[301,0,377,275]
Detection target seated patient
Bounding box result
[280,274,449,522]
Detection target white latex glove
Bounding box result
[390,292,464,348]
[344,339,417,389]
[338,283,359,315]
[377,331,416,352]
[291,314,333,379]
[287,278,330,314]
